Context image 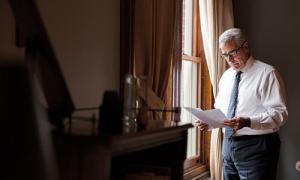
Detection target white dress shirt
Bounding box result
[215,56,288,136]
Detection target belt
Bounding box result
[232,132,278,141]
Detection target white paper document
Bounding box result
[183,107,227,129]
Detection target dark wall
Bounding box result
[0,0,120,119]
[233,0,300,179]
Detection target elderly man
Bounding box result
[197,28,288,180]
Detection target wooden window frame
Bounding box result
[182,0,213,178]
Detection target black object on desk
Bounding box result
[98,91,123,136]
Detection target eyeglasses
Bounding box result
[221,41,246,60]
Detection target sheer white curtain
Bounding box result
[199,0,234,179]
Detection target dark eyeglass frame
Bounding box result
[221,41,246,60]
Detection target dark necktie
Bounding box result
[225,71,242,138]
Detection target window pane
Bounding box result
[183,0,193,56]
[181,60,198,158]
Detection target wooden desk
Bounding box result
[54,121,192,180]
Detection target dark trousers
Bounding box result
[222,133,280,180]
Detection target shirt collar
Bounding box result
[240,56,254,73]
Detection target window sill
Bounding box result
[184,163,209,180]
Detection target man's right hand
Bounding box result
[195,120,209,131]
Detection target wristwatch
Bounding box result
[245,118,251,128]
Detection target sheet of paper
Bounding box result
[183,107,227,129]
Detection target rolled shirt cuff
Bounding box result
[249,115,261,129]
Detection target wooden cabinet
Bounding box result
[54,122,192,180]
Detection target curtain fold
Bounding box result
[133,0,178,117]
[199,0,234,179]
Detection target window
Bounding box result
[120,0,213,177]
[181,0,213,177]
[182,0,199,159]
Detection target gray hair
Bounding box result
[219,28,247,49]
